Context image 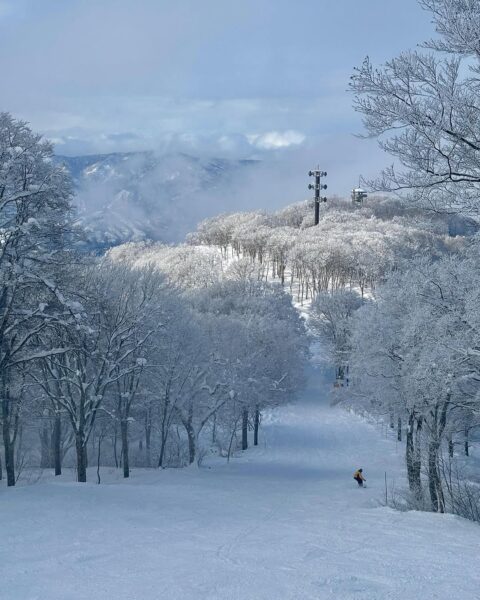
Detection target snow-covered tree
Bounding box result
[310,289,365,382]
[0,113,75,486]
[191,280,308,454]
[349,247,480,512]
[33,263,165,482]
[351,0,480,216]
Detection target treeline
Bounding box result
[0,112,308,486]
[188,197,467,300]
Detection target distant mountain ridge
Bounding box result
[55,151,258,249]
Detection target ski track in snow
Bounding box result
[1,347,479,600]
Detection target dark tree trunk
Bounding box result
[158,407,171,468]
[2,401,16,487]
[397,417,402,442]
[242,408,248,451]
[54,412,62,476]
[158,405,170,468]
[75,435,88,483]
[113,423,119,468]
[212,413,217,444]
[406,421,415,487]
[158,435,167,468]
[97,432,102,485]
[464,428,469,457]
[428,440,444,512]
[121,419,129,478]
[448,438,454,459]
[413,418,422,492]
[187,426,196,465]
[405,413,422,499]
[183,411,196,465]
[3,432,15,487]
[254,407,260,446]
[145,420,151,468]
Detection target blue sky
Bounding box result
[0,0,434,198]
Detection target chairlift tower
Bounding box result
[308,168,327,225]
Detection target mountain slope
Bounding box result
[56,152,258,248]
[2,340,478,599]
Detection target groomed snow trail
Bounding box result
[1,347,479,600]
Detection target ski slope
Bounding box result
[1,346,479,600]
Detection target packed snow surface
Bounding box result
[1,347,479,600]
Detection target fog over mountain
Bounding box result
[56,151,259,248]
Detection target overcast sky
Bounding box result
[0,0,434,197]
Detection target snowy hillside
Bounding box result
[55,152,258,248]
[2,342,479,600]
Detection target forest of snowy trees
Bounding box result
[347,0,480,520]
[145,0,480,523]
[2,101,479,519]
[0,111,308,486]
[1,0,480,530]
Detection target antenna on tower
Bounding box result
[307,168,327,225]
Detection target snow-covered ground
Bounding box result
[1,347,479,600]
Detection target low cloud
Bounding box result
[52,127,308,159]
[247,130,306,150]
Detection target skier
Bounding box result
[353,468,366,487]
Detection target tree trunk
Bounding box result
[54,412,62,476]
[121,419,129,478]
[158,434,167,468]
[187,427,196,464]
[2,404,16,487]
[405,413,422,499]
[158,404,170,468]
[75,435,88,483]
[242,408,248,451]
[212,413,217,444]
[413,418,422,493]
[183,412,196,465]
[397,417,402,442]
[3,432,15,487]
[448,438,454,459]
[406,418,415,488]
[145,419,151,468]
[97,432,102,485]
[113,422,119,468]
[428,440,444,512]
[464,428,469,457]
[254,407,260,446]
